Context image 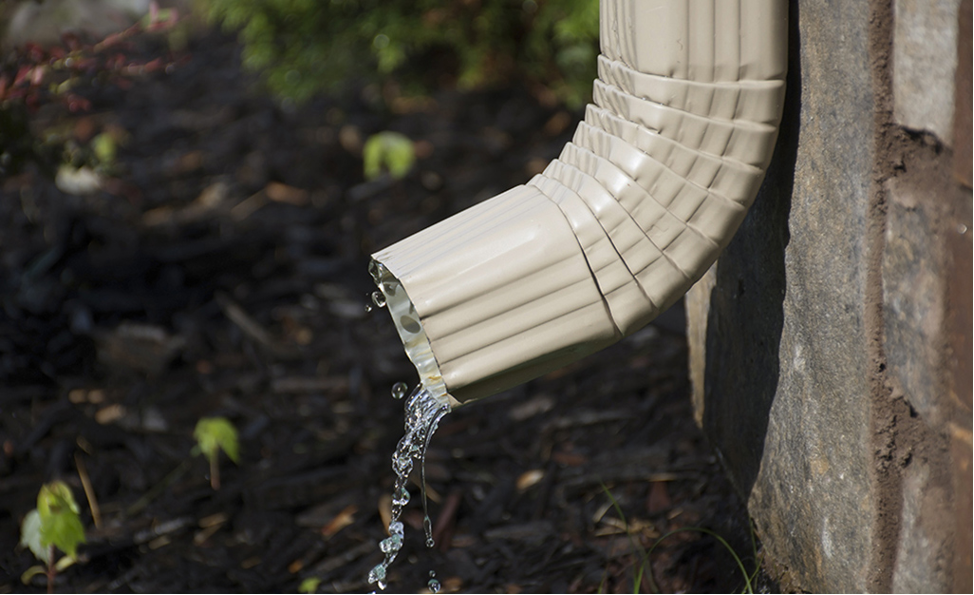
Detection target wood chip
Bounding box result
[516,469,545,491]
[321,504,357,539]
[95,404,126,424]
[265,181,308,205]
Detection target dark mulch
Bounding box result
[0,28,768,594]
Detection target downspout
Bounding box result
[371,0,788,408]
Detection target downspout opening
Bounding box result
[369,259,458,410]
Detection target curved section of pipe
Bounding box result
[372,0,787,407]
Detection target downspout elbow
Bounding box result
[372,0,788,408]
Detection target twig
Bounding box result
[75,453,101,529]
[215,291,296,357]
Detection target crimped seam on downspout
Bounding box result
[372,0,788,406]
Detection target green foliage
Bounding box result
[20,481,87,586]
[298,576,322,593]
[35,482,87,560]
[363,132,415,180]
[194,417,240,464]
[20,510,50,565]
[193,416,240,490]
[91,132,117,167]
[197,0,599,106]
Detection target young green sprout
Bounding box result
[193,417,240,490]
[363,131,416,181]
[20,481,87,593]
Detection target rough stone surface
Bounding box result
[883,181,946,427]
[945,164,973,591]
[890,450,953,592]
[688,1,970,592]
[893,0,961,144]
[686,1,877,591]
[954,0,972,186]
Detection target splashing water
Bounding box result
[368,384,450,590]
[365,290,389,313]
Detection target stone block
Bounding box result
[883,181,946,427]
[891,451,953,592]
[893,0,961,144]
[687,1,880,591]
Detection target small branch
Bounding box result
[75,454,101,529]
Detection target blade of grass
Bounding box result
[646,527,754,594]
[600,482,658,594]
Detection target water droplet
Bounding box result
[369,564,386,583]
[365,303,373,313]
[428,570,441,594]
[379,534,402,553]
[369,260,388,283]
[371,291,387,308]
[391,382,408,400]
[393,486,410,507]
[367,386,450,590]
[423,512,435,548]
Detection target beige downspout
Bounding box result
[371,0,787,408]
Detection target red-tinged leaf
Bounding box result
[66,95,91,112]
[64,34,82,51]
[26,44,45,63]
[76,58,98,72]
[95,33,122,52]
[14,65,32,86]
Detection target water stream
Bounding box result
[367,383,450,591]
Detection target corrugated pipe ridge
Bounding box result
[373,0,787,407]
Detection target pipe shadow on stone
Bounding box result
[701,0,801,498]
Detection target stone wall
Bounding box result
[685,0,972,592]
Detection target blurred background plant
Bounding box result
[197,0,599,108]
[0,1,184,181]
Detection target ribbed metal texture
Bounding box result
[373,0,787,405]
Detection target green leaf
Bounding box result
[363,132,415,181]
[194,417,240,464]
[20,564,47,585]
[298,577,322,593]
[20,510,50,565]
[36,481,86,560]
[91,132,116,166]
